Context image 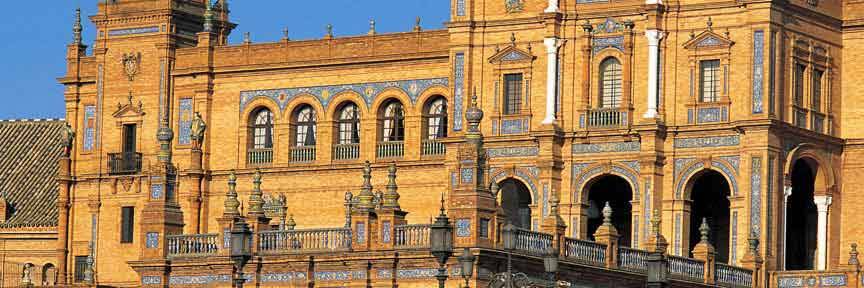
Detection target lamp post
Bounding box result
[459,248,476,287]
[543,246,559,288]
[230,218,252,288]
[430,196,453,288]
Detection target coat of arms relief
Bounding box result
[121,52,141,82]
[505,0,524,13]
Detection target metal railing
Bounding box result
[290,146,316,163]
[421,140,446,156]
[334,143,360,160]
[108,152,142,175]
[667,255,705,282]
[511,228,553,256]
[376,141,404,158]
[562,237,606,266]
[166,233,219,257]
[257,228,352,253]
[617,247,650,272]
[715,263,752,287]
[394,224,430,249]
[586,108,628,129]
[247,148,273,165]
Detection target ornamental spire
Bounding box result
[465,88,484,137]
[203,0,214,32]
[223,171,240,217]
[356,161,376,210]
[382,163,401,209]
[699,218,710,243]
[72,8,83,45]
[248,169,265,215]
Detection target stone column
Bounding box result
[544,0,559,13]
[814,195,832,270]
[643,30,664,119]
[645,0,663,4]
[781,185,792,270]
[543,37,561,124]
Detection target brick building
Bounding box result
[6,0,861,287]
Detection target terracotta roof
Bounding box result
[0,119,64,228]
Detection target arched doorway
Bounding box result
[785,159,818,270]
[585,175,633,247]
[499,178,532,229]
[688,170,731,263]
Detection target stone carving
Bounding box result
[190,112,206,150]
[121,52,141,82]
[62,122,75,156]
[505,0,524,13]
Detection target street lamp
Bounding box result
[459,248,476,287]
[230,218,252,288]
[543,246,559,288]
[430,196,453,288]
[488,223,532,288]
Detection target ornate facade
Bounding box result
[19,0,863,287]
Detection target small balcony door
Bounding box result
[123,124,137,154]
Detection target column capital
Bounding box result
[645,30,665,46]
[544,0,560,13]
[814,195,833,212]
[783,185,793,198]
[544,37,563,53]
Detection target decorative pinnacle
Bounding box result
[850,243,860,266]
[382,163,401,209]
[650,209,662,236]
[707,17,713,31]
[438,192,446,216]
[286,214,296,230]
[224,171,240,217]
[248,169,265,215]
[414,16,422,32]
[243,32,251,44]
[465,87,484,135]
[203,0,214,32]
[699,218,710,243]
[550,195,561,218]
[283,27,290,40]
[73,8,83,45]
[325,24,333,39]
[368,19,376,35]
[357,161,375,209]
[601,202,613,226]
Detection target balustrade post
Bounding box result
[740,233,763,288]
[691,218,716,284]
[592,202,620,269]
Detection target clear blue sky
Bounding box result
[0,0,449,119]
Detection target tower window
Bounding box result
[700,60,721,102]
[599,58,623,107]
[503,73,523,115]
[121,206,134,243]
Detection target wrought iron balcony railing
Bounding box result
[108,152,142,175]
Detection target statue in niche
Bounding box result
[190,112,207,150]
[62,122,75,157]
[20,263,33,285]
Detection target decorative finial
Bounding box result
[464,87,484,135]
[707,17,713,31]
[73,8,83,45]
[850,243,860,266]
[383,163,401,209]
[550,195,561,217]
[438,192,446,216]
[357,161,375,209]
[224,171,240,216]
[286,214,296,230]
[699,218,710,243]
[203,0,214,32]
[601,202,613,226]
[248,168,264,215]
[243,32,251,44]
[651,209,662,236]
[325,24,333,39]
[283,27,290,40]
[369,19,376,35]
[414,16,422,32]
[748,231,760,254]
[581,20,593,33]
[510,32,517,46]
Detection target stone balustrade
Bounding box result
[334,143,360,160]
[511,227,553,256]
[376,141,404,158]
[563,237,606,265]
[585,108,628,129]
[257,228,352,254]
[393,224,430,249]
[166,233,219,257]
[668,255,705,282]
[290,146,316,163]
[247,148,273,165]
[715,263,753,287]
[618,246,651,272]
[421,140,445,156]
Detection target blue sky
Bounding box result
[0,1,449,119]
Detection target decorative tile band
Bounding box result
[460,168,474,183]
[456,0,466,16]
[108,26,160,37]
[178,98,193,145]
[592,36,624,55]
[240,78,448,112]
[697,107,727,123]
[382,221,391,243]
[356,222,366,244]
[820,274,848,286]
[542,184,549,216]
[260,272,307,282]
[752,30,765,114]
[315,270,366,281]
[674,213,682,256]
[766,155,775,255]
[453,52,465,131]
[169,275,232,285]
[83,105,96,151]
[675,160,739,198]
[456,218,471,237]
[487,146,539,158]
[146,232,159,249]
[142,276,162,285]
[501,118,529,134]
[673,135,739,148]
[777,277,804,287]
[750,157,762,236]
[377,268,450,279]
[731,210,738,262]
[573,164,640,206]
[572,141,640,154]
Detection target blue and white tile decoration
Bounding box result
[752,30,765,114]
[456,218,471,237]
[673,135,739,148]
[487,146,539,158]
[382,221,391,243]
[178,98,193,145]
[750,157,762,235]
[239,78,449,112]
[142,276,161,285]
[260,272,307,282]
[453,53,465,131]
[109,26,160,37]
[315,270,366,281]
[146,232,159,248]
[572,141,640,154]
[83,105,96,151]
[592,36,624,55]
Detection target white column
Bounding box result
[643,30,664,119]
[781,185,793,270]
[645,0,663,4]
[543,37,561,124]
[544,0,559,13]
[814,195,832,270]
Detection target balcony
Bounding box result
[167,233,219,258]
[393,224,430,249]
[290,146,316,163]
[247,148,273,165]
[376,141,404,159]
[421,140,445,156]
[334,143,360,160]
[257,228,352,254]
[108,152,141,175]
[583,108,628,129]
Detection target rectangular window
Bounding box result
[794,64,806,106]
[123,124,137,154]
[479,218,490,238]
[812,69,823,112]
[121,206,134,243]
[503,73,523,115]
[74,256,89,282]
[700,60,721,102]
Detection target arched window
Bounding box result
[380,100,405,142]
[250,108,274,149]
[424,97,448,140]
[293,105,317,147]
[599,57,623,108]
[337,103,360,144]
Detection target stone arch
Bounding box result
[240,98,282,123]
[494,177,535,229]
[371,88,413,117]
[326,92,370,117]
[573,163,640,205]
[785,143,836,195]
[490,167,539,204]
[676,159,739,200]
[414,85,450,115]
[284,94,325,123]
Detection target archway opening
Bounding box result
[585,174,633,247]
[785,159,818,270]
[688,170,731,263]
[499,178,532,229]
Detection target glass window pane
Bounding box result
[599,58,622,108]
[503,74,523,115]
[700,60,720,102]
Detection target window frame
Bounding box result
[699,59,721,103]
[379,100,405,142]
[74,256,89,282]
[293,105,317,147]
[120,206,134,243]
[423,97,448,140]
[598,57,623,108]
[337,102,361,145]
[502,73,524,115]
[250,108,274,150]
